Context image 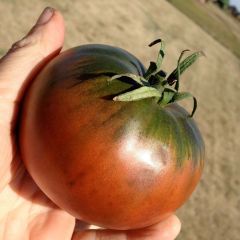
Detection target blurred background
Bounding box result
[0,0,239,239]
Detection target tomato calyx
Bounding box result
[109,39,204,117]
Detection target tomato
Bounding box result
[19,41,204,230]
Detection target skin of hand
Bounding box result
[0,7,181,240]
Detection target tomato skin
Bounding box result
[20,44,204,230]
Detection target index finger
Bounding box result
[72,215,181,240]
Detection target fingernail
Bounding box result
[36,7,55,25]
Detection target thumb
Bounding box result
[0,7,65,103]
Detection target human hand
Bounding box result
[0,7,181,239]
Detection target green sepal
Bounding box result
[109,73,149,86]
[175,49,190,91]
[159,88,176,106]
[113,86,162,102]
[144,39,165,80]
[172,92,198,117]
[144,62,157,80]
[167,51,203,85]
[155,40,165,71]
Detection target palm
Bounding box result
[0,117,76,239]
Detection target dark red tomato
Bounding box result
[19,43,204,230]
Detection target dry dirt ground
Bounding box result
[0,0,240,239]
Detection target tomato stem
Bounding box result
[109,39,203,118]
